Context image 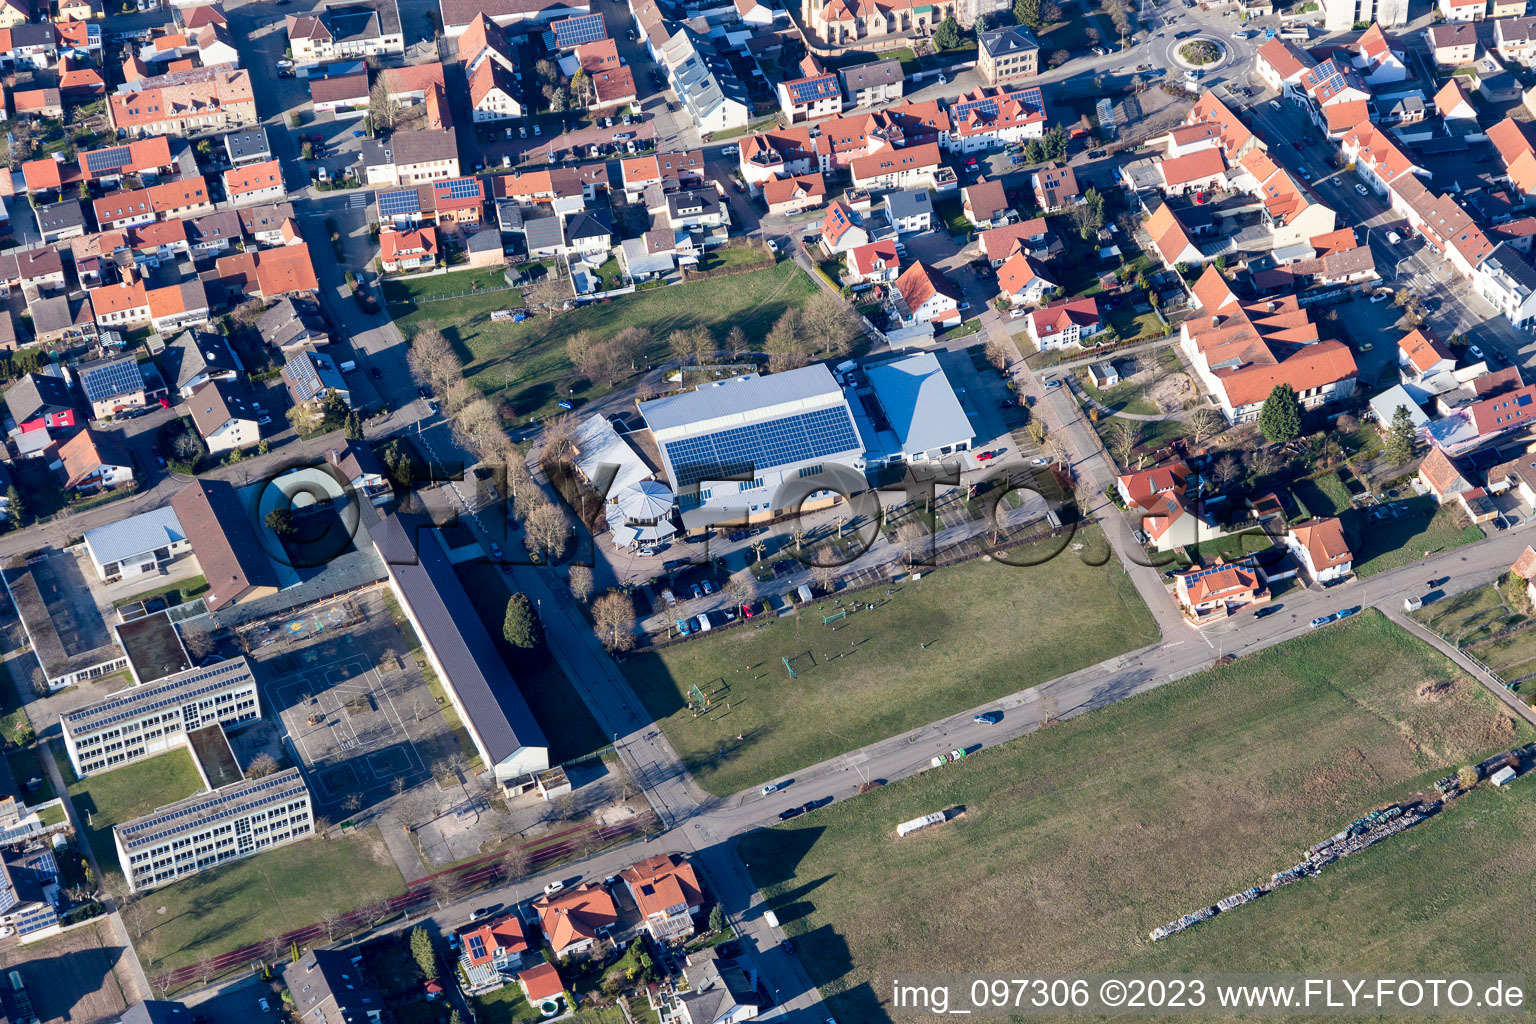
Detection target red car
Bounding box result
[976,450,997,462]
[965,156,979,166]
[741,603,756,619]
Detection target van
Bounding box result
[1403,596,1423,612]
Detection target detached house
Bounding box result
[762,173,826,215]
[1173,558,1269,626]
[188,378,259,454]
[469,60,521,121]
[892,261,961,327]
[1286,516,1353,582]
[58,426,132,494]
[620,854,704,943]
[223,160,284,206]
[1027,296,1101,350]
[996,250,1057,308]
[845,239,901,285]
[1031,162,1081,211]
[533,884,618,957]
[1117,460,1219,553]
[380,227,437,271]
[819,200,869,254]
[458,914,530,993]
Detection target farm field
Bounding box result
[740,613,1530,1022]
[624,528,1159,795]
[384,260,820,420]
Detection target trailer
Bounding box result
[897,811,946,837]
[1491,766,1517,787]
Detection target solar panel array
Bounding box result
[84,145,132,175]
[438,176,481,201]
[466,935,487,959]
[118,773,307,850]
[377,187,421,218]
[65,659,254,734]
[80,357,144,403]
[552,12,605,48]
[663,405,860,487]
[785,74,839,106]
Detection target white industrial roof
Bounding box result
[638,364,845,435]
[863,351,974,457]
[572,415,654,495]
[83,505,186,568]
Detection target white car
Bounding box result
[1369,291,1390,303]
[1386,230,1402,244]
[721,144,738,155]
[519,125,526,138]
[1355,183,1368,195]
[766,238,779,252]
[761,782,782,795]
[1470,344,1485,359]
[1269,100,1281,111]
[276,59,293,69]
[543,880,565,896]
[627,139,637,153]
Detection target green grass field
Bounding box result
[382,269,514,301]
[624,529,1159,795]
[1292,471,1353,518]
[385,260,820,420]
[740,613,1529,1022]
[453,562,607,764]
[1344,500,1484,578]
[124,829,407,976]
[60,745,204,875]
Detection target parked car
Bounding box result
[1254,604,1282,618]
[1309,614,1335,629]
[1269,100,1282,111]
[470,906,496,921]
[976,450,997,462]
[1470,344,1486,359]
[1355,183,1368,196]
[778,807,804,820]
[543,880,565,896]
[973,711,1003,724]
[1044,379,1063,390]
[761,782,782,795]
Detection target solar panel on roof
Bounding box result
[377,188,421,217]
[84,145,131,174]
[440,177,480,200]
[552,12,605,48]
[663,405,860,487]
[81,358,144,402]
[466,936,486,958]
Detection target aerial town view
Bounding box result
[0,0,1533,1016]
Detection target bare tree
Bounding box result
[800,292,858,358]
[896,521,929,566]
[247,753,281,778]
[552,792,577,821]
[812,564,840,594]
[984,336,1010,373]
[724,572,754,614]
[320,909,344,941]
[525,277,570,317]
[502,844,531,881]
[749,537,768,563]
[667,327,712,367]
[539,413,578,461]
[407,328,462,400]
[765,309,809,371]
[567,564,594,604]
[565,330,604,382]
[610,760,636,801]
[1212,453,1242,490]
[450,397,506,460]
[725,324,749,357]
[1026,419,1048,446]
[592,591,637,652]
[1108,420,1142,466]
[524,501,571,560]
[179,624,218,663]
[1188,407,1223,449]
[611,325,652,369]
[369,79,400,132]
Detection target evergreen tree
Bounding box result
[1385,404,1417,464]
[6,485,22,525]
[1014,0,1043,28]
[291,941,300,963]
[932,14,965,48]
[708,904,726,933]
[344,410,364,440]
[266,508,296,537]
[409,925,437,980]
[502,592,541,650]
[1258,384,1301,444]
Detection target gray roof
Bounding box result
[77,353,145,403]
[979,24,1039,58]
[29,293,91,336]
[224,126,271,163]
[680,952,760,1024]
[620,236,674,277]
[83,505,186,567]
[256,295,327,348]
[287,949,385,1024]
[320,0,401,43]
[115,768,308,852]
[522,212,564,250]
[5,372,74,425]
[662,29,748,122]
[1486,240,1536,295]
[883,188,932,221]
[666,188,721,219]
[863,351,974,455]
[563,210,612,241]
[282,348,346,404]
[838,58,903,91]
[638,363,847,433]
[237,202,296,236]
[467,227,502,253]
[62,657,256,738]
[163,330,239,390]
[370,514,548,776]
[361,127,460,170]
[36,199,85,234]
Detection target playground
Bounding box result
[624,528,1160,795]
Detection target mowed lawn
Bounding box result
[739,613,1529,1022]
[452,561,607,764]
[123,829,407,976]
[60,744,204,876]
[624,529,1159,795]
[1344,499,1484,578]
[386,260,820,420]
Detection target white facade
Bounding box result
[61,659,260,776]
[116,769,313,892]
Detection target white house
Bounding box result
[1027,296,1100,350]
[188,379,261,454]
[1286,516,1353,581]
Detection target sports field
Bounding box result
[740,613,1531,1022]
[624,528,1159,795]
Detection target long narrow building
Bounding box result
[60,657,260,777]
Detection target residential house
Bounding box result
[59,58,105,97]
[1027,296,1101,350]
[517,964,564,1009]
[658,29,749,135]
[325,439,390,504]
[1158,148,1227,195]
[360,128,461,186]
[777,56,843,124]
[562,211,612,257]
[1439,0,1484,20]
[222,160,284,207]
[1434,78,1478,120]
[1419,445,1474,501]
[663,189,729,234]
[283,348,348,408]
[35,200,85,243]
[285,950,385,1024]
[1181,267,1357,423]
[738,125,816,191]
[1032,162,1081,211]
[78,136,176,187]
[1117,460,1219,552]
[1144,202,1208,269]
[88,278,151,328]
[469,60,521,121]
[1398,327,1455,383]
[977,25,1038,86]
[239,202,301,247]
[761,173,826,215]
[1426,23,1478,65]
[819,200,869,254]
[0,0,29,28]
[309,72,370,116]
[962,179,1009,228]
[1286,516,1353,581]
[108,67,257,137]
[380,227,437,271]
[1256,36,1315,93]
[802,0,976,47]
[883,188,933,235]
[620,854,703,943]
[849,142,948,193]
[533,883,618,957]
[891,261,961,327]
[1497,15,1536,65]
[382,61,445,107]
[458,914,530,993]
[13,88,62,119]
[256,295,329,351]
[215,243,319,300]
[1173,558,1269,626]
[5,373,77,434]
[947,84,1047,153]
[58,426,132,494]
[1475,240,1536,327]
[845,239,901,285]
[147,280,210,334]
[456,12,516,74]
[188,378,259,453]
[284,0,404,67]
[839,58,903,107]
[979,216,1054,263]
[161,329,239,397]
[996,250,1057,307]
[1347,22,1407,84]
[0,247,62,296]
[224,126,271,167]
[93,175,213,230]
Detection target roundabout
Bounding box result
[1156,31,1239,77]
[1177,38,1224,68]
